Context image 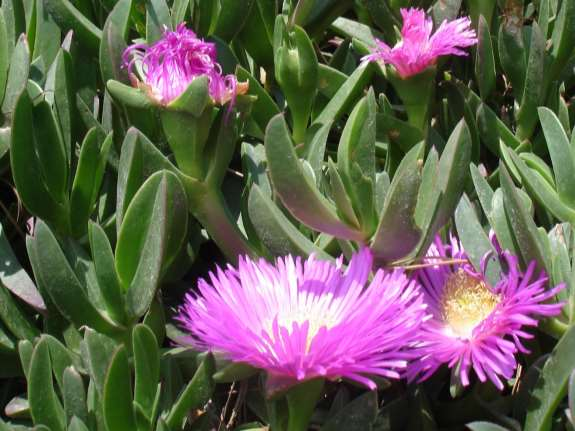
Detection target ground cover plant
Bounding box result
[0,0,574,429]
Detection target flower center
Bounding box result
[440,269,499,339]
[275,309,337,351]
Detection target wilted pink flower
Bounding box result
[176,248,427,389]
[409,235,564,390]
[123,24,247,105]
[363,8,477,78]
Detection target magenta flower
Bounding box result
[123,24,247,105]
[363,8,477,78]
[176,248,427,389]
[409,235,564,390]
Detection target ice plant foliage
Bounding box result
[123,24,246,105]
[363,8,477,78]
[409,235,564,390]
[176,248,427,389]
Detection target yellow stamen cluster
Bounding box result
[441,269,500,339]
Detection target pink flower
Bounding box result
[176,248,427,389]
[363,8,477,78]
[123,24,247,105]
[409,235,564,390]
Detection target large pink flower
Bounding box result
[409,235,564,390]
[176,248,427,389]
[123,24,246,105]
[363,8,477,78]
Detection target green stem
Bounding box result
[291,109,308,145]
[388,67,436,133]
[160,110,212,180]
[186,182,256,263]
[540,318,569,339]
[286,379,324,431]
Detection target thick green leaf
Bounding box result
[28,337,66,431]
[455,195,501,284]
[166,75,210,116]
[171,0,190,28]
[236,66,280,133]
[500,164,549,271]
[83,328,118,396]
[0,222,44,311]
[11,90,68,232]
[146,0,171,43]
[237,0,275,67]
[538,107,575,207]
[213,0,254,41]
[504,147,575,223]
[32,99,68,202]
[99,0,132,84]
[44,0,102,53]
[213,360,257,383]
[0,13,9,106]
[45,46,75,159]
[516,23,545,140]
[103,346,136,431]
[63,366,88,426]
[371,143,424,263]
[376,113,424,153]
[330,17,379,50]
[432,0,461,25]
[116,129,144,232]
[68,417,90,431]
[525,325,575,431]
[313,63,373,127]
[160,108,212,179]
[317,64,347,99]
[431,120,472,232]
[467,422,509,431]
[117,171,187,319]
[337,90,377,235]
[107,79,155,110]
[133,324,160,421]
[165,353,216,430]
[498,20,526,100]
[248,184,330,258]
[304,121,331,184]
[204,109,240,188]
[360,0,398,40]
[31,220,120,334]
[31,0,60,66]
[70,130,112,237]
[274,23,318,143]
[548,0,575,81]
[4,396,30,419]
[265,114,362,241]
[0,289,36,347]
[328,159,361,229]
[1,34,29,119]
[18,339,33,379]
[414,147,439,235]
[470,164,494,217]
[88,221,126,325]
[242,142,271,195]
[0,321,16,353]
[44,336,75,393]
[320,391,378,431]
[569,370,575,426]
